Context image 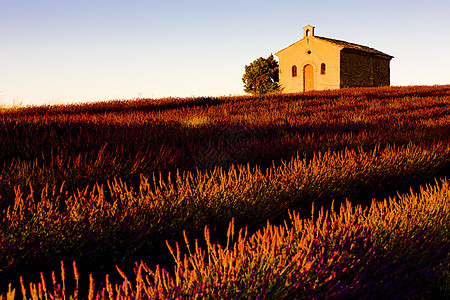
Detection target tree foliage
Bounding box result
[242,54,280,95]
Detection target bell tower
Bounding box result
[303,25,315,38]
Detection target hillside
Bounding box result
[1,85,450,298]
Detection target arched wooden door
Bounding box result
[303,64,314,92]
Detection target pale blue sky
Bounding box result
[0,0,449,106]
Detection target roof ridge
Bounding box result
[314,35,393,57]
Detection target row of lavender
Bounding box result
[1,85,449,210]
[6,176,450,298]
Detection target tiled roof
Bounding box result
[315,36,393,58]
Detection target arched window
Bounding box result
[321,63,326,75]
[306,29,311,37]
[292,65,297,77]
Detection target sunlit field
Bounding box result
[1,85,450,298]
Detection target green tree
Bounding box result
[242,54,280,95]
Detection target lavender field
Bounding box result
[1,85,450,299]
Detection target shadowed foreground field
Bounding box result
[1,85,450,298]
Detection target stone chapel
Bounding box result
[275,25,393,92]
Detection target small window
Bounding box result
[307,50,312,55]
[292,65,297,77]
[321,63,326,75]
[306,29,311,37]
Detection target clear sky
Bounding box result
[1,0,449,106]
